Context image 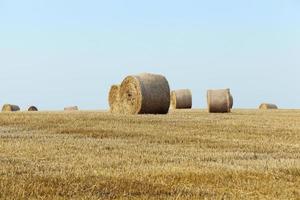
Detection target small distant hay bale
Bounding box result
[259,103,278,110]
[170,89,192,109]
[119,73,170,114]
[108,84,120,113]
[64,106,79,111]
[28,106,38,111]
[207,89,231,113]
[2,104,20,112]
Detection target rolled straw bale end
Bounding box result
[170,91,177,109]
[108,84,121,113]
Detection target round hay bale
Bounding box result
[64,106,79,111]
[28,106,38,111]
[207,89,231,113]
[119,73,170,114]
[259,103,278,110]
[108,84,120,113]
[229,94,233,109]
[170,89,192,109]
[2,104,20,112]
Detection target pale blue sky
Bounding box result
[0,0,299,110]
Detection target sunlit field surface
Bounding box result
[0,109,299,199]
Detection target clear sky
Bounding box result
[0,0,299,110]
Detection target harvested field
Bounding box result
[0,109,300,199]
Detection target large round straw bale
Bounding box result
[108,84,120,113]
[28,106,38,111]
[207,89,231,113]
[259,103,278,110]
[170,89,192,109]
[229,94,233,109]
[64,106,79,111]
[119,73,170,114]
[2,104,20,112]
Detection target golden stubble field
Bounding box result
[0,109,299,199]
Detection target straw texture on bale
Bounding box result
[259,103,278,110]
[170,89,192,109]
[64,106,79,111]
[2,104,20,112]
[28,106,38,111]
[108,84,120,113]
[207,89,231,113]
[119,73,170,114]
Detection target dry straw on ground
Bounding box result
[2,104,20,112]
[108,84,120,113]
[170,89,192,109]
[259,103,278,110]
[207,89,231,113]
[28,106,38,111]
[64,106,79,111]
[0,110,299,199]
[119,73,170,114]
